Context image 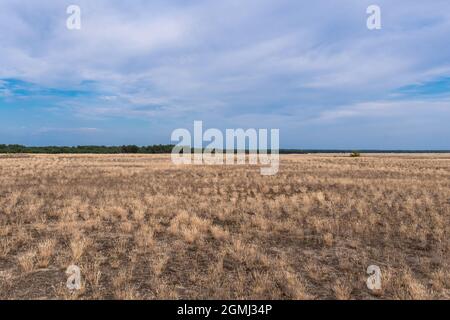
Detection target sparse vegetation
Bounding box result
[0,153,449,299]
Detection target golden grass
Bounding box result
[0,153,449,299]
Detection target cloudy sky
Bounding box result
[1,0,450,148]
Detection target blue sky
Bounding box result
[1,0,450,149]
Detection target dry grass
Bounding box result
[0,153,449,299]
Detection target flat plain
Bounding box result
[0,153,449,299]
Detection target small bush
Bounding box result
[350,151,361,157]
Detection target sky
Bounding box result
[0,0,450,149]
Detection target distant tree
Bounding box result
[121,145,140,153]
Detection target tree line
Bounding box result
[1,144,446,154]
[0,144,175,154]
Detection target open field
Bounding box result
[0,153,449,299]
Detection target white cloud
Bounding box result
[315,99,450,122]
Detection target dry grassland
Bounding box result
[0,153,449,299]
